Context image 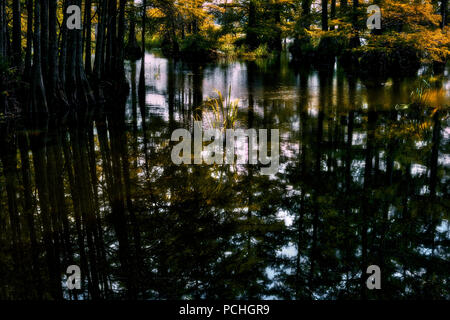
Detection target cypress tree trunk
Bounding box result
[5,14,11,58]
[442,0,448,29]
[125,2,141,60]
[25,0,34,79]
[75,0,95,106]
[349,0,360,47]
[352,0,359,28]
[94,0,107,80]
[139,0,146,99]
[31,0,48,113]
[142,0,146,57]
[12,0,22,68]
[0,0,5,59]
[49,0,67,107]
[322,0,328,31]
[40,0,49,83]
[330,0,336,30]
[117,0,127,77]
[66,0,78,103]
[106,0,118,76]
[0,0,6,114]
[301,0,312,29]
[247,0,258,49]
[66,0,94,106]
[84,0,92,75]
[59,0,68,86]
[272,1,282,51]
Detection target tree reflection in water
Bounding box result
[0,52,448,300]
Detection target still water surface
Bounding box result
[0,51,449,299]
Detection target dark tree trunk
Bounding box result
[49,0,67,107]
[349,0,360,47]
[117,0,127,77]
[301,0,312,29]
[330,0,336,30]
[84,0,93,75]
[352,0,359,28]
[59,0,68,86]
[247,0,258,49]
[66,0,94,106]
[125,4,142,60]
[75,0,95,105]
[31,0,48,113]
[273,1,282,50]
[25,0,34,79]
[138,0,149,178]
[40,0,49,83]
[322,0,328,31]
[94,0,108,80]
[106,0,118,76]
[441,0,448,29]
[0,0,5,58]
[12,0,22,68]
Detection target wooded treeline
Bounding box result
[1,1,449,117]
[0,0,149,115]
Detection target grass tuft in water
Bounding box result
[199,86,239,131]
